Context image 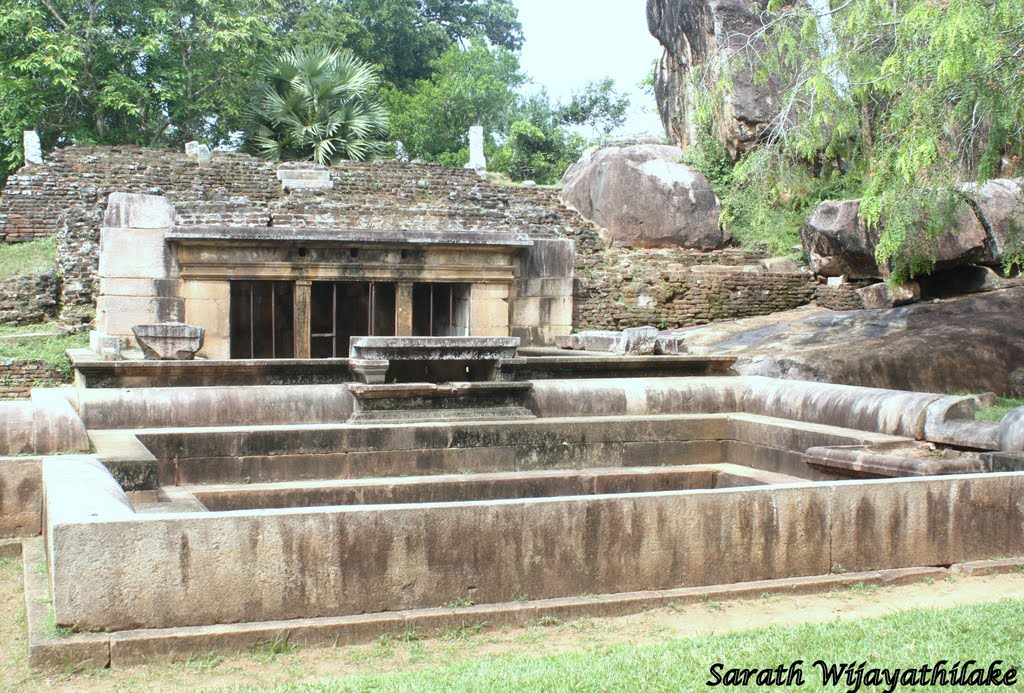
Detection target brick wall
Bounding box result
[1,146,831,337]
[0,360,64,399]
[0,271,58,326]
[573,247,816,330]
[814,282,867,311]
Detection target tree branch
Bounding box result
[38,0,68,28]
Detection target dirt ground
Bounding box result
[2,556,1022,693]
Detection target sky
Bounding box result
[512,0,665,138]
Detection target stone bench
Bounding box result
[348,336,520,383]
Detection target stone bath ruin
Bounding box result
[0,147,1022,671]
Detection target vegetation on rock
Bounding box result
[679,0,1024,272]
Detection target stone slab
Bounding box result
[43,565,947,669]
[0,457,42,537]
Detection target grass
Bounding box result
[977,397,1024,422]
[0,237,57,282]
[220,599,1024,692]
[0,330,88,380]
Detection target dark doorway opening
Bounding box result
[230,281,295,359]
[311,282,397,358]
[412,283,471,337]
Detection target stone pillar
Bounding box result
[464,125,486,178]
[95,194,183,351]
[183,280,231,360]
[294,280,312,359]
[23,131,42,165]
[395,282,414,336]
[469,283,510,337]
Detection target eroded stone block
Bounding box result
[132,323,205,361]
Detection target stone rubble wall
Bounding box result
[0,271,58,326]
[573,247,817,330]
[814,282,868,312]
[1,146,835,336]
[0,361,64,399]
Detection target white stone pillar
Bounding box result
[23,131,42,165]
[464,125,487,178]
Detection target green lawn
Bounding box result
[0,330,88,379]
[229,599,1024,692]
[977,397,1024,422]
[0,237,57,282]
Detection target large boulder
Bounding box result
[647,0,779,158]
[665,286,1024,396]
[560,141,728,250]
[801,189,1012,279]
[802,199,879,278]
[961,178,1024,260]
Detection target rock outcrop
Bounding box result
[665,287,1024,396]
[560,141,728,250]
[647,0,779,158]
[802,179,1024,279]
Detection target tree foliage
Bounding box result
[0,0,523,181]
[689,0,1024,277]
[0,0,279,170]
[384,41,524,166]
[244,46,389,164]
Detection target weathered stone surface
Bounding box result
[0,457,41,537]
[184,141,212,165]
[802,187,1023,279]
[1010,369,1024,399]
[856,281,921,309]
[48,455,831,630]
[23,131,42,165]
[830,474,1024,572]
[802,199,879,278]
[961,177,1024,259]
[761,257,800,273]
[131,322,205,360]
[1000,406,1024,452]
[562,327,659,355]
[647,0,778,157]
[668,287,1024,395]
[560,142,727,250]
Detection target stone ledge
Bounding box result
[24,562,959,670]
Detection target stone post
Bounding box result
[294,280,312,359]
[23,131,42,165]
[464,125,487,178]
[395,282,414,336]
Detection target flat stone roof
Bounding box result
[167,225,534,248]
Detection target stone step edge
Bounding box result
[25,545,1019,671]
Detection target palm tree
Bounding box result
[245,46,389,164]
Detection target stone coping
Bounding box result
[23,529,1016,672]
[167,226,534,248]
[348,381,533,399]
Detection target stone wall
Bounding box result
[814,281,868,312]
[0,361,65,399]
[573,247,816,330]
[0,271,58,326]
[2,146,831,339]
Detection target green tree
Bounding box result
[558,78,631,137]
[244,46,389,164]
[278,0,523,88]
[385,41,524,165]
[0,0,278,174]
